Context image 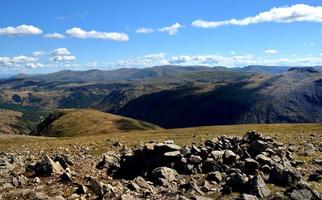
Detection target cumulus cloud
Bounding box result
[135,28,154,34]
[32,51,46,57]
[142,53,165,60]
[105,52,168,68]
[44,33,65,39]
[192,4,322,28]
[0,48,79,71]
[50,48,76,62]
[135,23,183,35]
[264,49,278,54]
[0,25,43,36]
[65,27,129,41]
[166,53,322,67]
[158,23,183,35]
[0,55,39,69]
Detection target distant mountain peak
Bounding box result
[287,67,319,73]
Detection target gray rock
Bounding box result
[60,171,73,182]
[121,194,136,200]
[249,140,268,156]
[211,150,224,160]
[163,140,175,144]
[31,192,49,200]
[134,176,155,193]
[304,143,315,156]
[12,175,28,187]
[285,181,322,200]
[191,144,201,154]
[236,194,258,200]
[248,175,271,198]
[181,146,191,156]
[189,155,203,163]
[34,155,64,176]
[308,171,322,182]
[54,154,73,169]
[206,171,222,182]
[164,151,181,157]
[75,184,87,194]
[155,143,182,152]
[256,154,274,166]
[32,177,41,184]
[224,150,237,163]
[244,158,259,175]
[1,183,14,189]
[51,196,65,200]
[88,177,104,196]
[96,152,120,174]
[151,167,177,183]
[225,173,248,192]
[128,181,141,191]
[287,189,313,200]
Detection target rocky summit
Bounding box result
[0,131,321,200]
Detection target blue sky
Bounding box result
[0,0,322,74]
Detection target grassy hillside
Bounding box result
[31,109,161,137]
[117,69,322,127]
[0,109,28,134]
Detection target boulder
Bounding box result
[54,154,73,169]
[236,194,258,200]
[223,150,237,164]
[285,181,322,200]
[88,177,104,196]
[96,152,120,175]
[206,171,222,182]
[60,171,73,182]
[270,167,302,186]
[304,143,315,156]
[189,155,203,164]
[151,167,177,186]
[211,150,224,160]
[164,151,181,158]
[155,143,181,152]
[12,175,28,187]
[244,158,259,175]
[134,176,155,193]
[75,184,87,195]
[249,140,268,156]
[34,155,64,176]
[308,172,322,182]
[248,175,271,198]
[225,173,248,192]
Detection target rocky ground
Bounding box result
[0,131,321,200]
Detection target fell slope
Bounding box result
[117,68,322,128]
[0,109,28,134]
[31,109,161,137]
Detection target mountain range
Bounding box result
[0,65,321,131]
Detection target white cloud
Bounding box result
[0,48,79,70]
[50,48,76,62]
[142,53,165,60]
[166,53,322,67]
[106,52,168,68]
[192,4,322,28]
[44,33,65,39]
[264,49,278,54]
[86,61,98,68]
[135,28,154,34]
[0,25,43,36]
[32,51,46,57]
[0,55,38,68]
[158,23,183,35]
[65,27,129,41]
